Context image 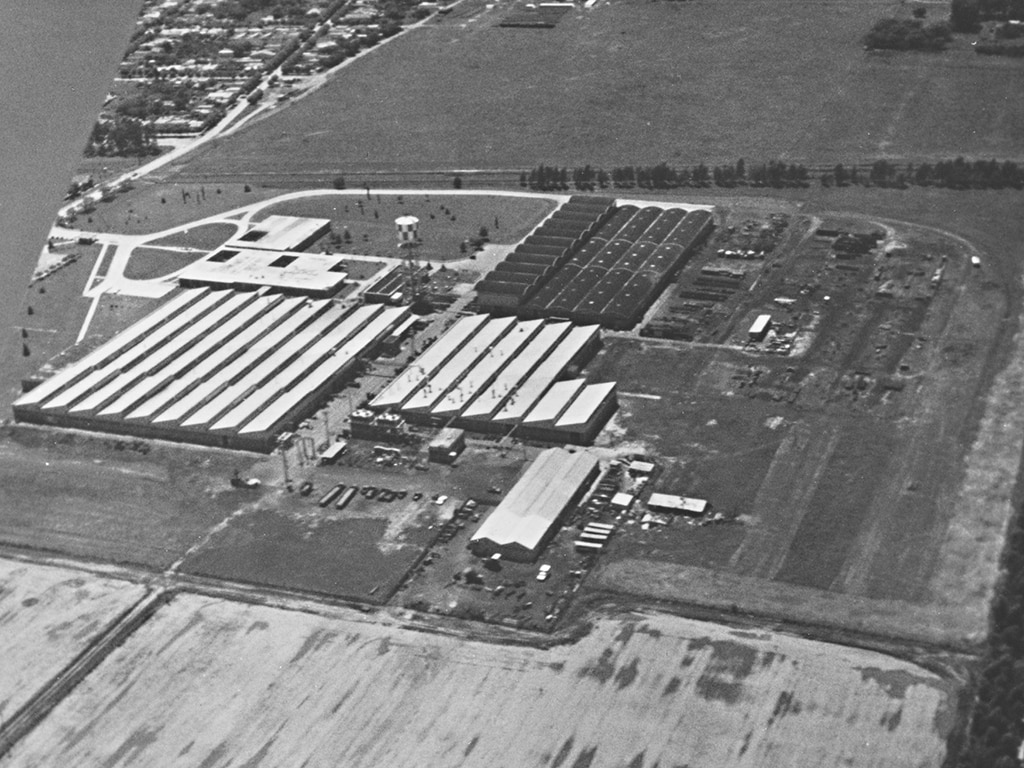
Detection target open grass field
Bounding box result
[121,247,203,280]
[253,192,555,261]
[0,558,145,719]
[171,0,1024,182]
[2,593,959,768]
[0,427,261,570]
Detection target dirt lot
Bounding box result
[2,592,958,768]
[0,558,145,719]
[171,0,1024,179]
[582,210,1007,647]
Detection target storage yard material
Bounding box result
[0,560,146,720]
[4,594,957,768]
[470,447,599,561]
[371,314,614,443]
[14,288,408,451]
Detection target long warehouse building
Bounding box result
[370,314,616,444]
[469,447,600,562]
[14,287,408,452]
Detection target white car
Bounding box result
[435,494,449,505]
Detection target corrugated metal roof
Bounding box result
[470,448,598,554]
[371,314,489,410]
[460,322,570,419]
[522,378,586,425]
[555,381,616,428]
[401,316,516,413]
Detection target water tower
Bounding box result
[395,215,422,304]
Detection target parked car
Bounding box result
[299,481,314,496]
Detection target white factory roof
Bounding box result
[194,303,376,429]
[470,448,599,557]
[492,325,599,423]
[178,247,346,294]
[430,319,543,417]
[147,296,316,425]
[522,379,586,425]
[43,290,227,412]
[125,294,295,421]
[371,314,489,410]
[460,321,570,420]
[239,306,408,434]
[401,316,516,413]
[15,288,398,450]
[175,300,343,427]
[555,381,617,429]
[228,215,331,252]
[16,288,208,408]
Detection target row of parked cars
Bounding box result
[307,481,425,509]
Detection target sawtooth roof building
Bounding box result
[369,314,617,444]
[469,447,600,562]
[13,287,408,452]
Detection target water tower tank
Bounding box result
[395,216,419,244]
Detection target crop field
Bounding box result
[3,593,958,768]
[0,558,145,719]
[171,0,1024,182]
[584,211,1008,646]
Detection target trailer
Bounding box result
[574,540,604,553]
[318,483,345,508]
[334,486,358,510]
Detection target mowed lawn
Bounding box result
[4,594,958,768]
[175,0,1024,178]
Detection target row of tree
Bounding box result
[521,161,812,191]
[957,503,1024,767]
[822,158,1024,189]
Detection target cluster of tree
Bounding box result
[956,504,1024,768]
[210,0,319,23]
[520,160,810,190]
[821,158,1024,189]
[84,116,160,158]
[863,17,953,51]
[115,81,197,120]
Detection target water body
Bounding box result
[0,0,141,393]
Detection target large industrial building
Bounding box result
[14,287,409,452]
[177,214,344,297]
[369,313,617,444]
[469,447,600,562]
[477,200,714,330]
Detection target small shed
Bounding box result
[428,427,465,464]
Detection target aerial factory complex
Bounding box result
[2,0,1024,765]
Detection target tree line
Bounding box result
[518,158,1024,192]
[823,158,1024,189]
[521,160,812,191]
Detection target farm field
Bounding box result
[2,592,960,768]
[0,558,145,720]
[170,0,1024,181]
